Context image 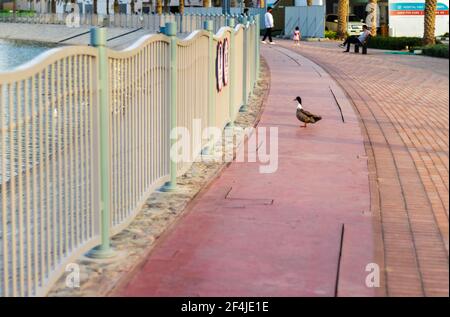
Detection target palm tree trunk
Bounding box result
[423,0,437,45]
[366,0,378,36]
[337,0,348,39]
[156,0,162,14]
[163,0,169,13]
[179,0,184,14]
[13,0,17,22]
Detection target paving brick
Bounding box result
[280,41,449,297]
[114,45,376,297]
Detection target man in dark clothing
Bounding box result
[341,25,371,52]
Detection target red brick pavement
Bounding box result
[115,46,378,297]
[278,41,449,296]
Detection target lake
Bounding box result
[0,39,58,72]
[0,39,61,184]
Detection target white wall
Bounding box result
[295,0,324,6]
[285,5,325,38]
[389,0,450,37]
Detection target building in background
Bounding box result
[2,0,448,37]
[389,0,449,36]
[325,0,448,37]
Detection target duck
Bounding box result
[294,96,322,128]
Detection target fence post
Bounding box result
[250,17,256,88]
[256,14,260,79]
[202,20,216,155]
[180,13,184,33]
[239,16,248,112]
[161,22,178,192]
[86,28,115,259]
[227,17,235,127]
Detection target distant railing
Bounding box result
[0,12,258,33]
[0,15,260,297]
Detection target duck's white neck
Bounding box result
[296,102,303,110]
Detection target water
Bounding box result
[0,39,58,72]
[0,39,61,184]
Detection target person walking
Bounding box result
[262,6,275,44]
[293,26,301,47]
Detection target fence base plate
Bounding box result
[160,181,177,192]
[85,245,117,259]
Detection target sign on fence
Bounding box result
[216,39,230,92]
[217,41,224,91]
[223,38,229,87]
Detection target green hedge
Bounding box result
[421,44,449,58]
[367,36,423,50]
[325,30,338,40]
[0,10,36,17]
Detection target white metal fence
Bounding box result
[0,46,101,297]
[0,15,260,297]
[0,12,248,34]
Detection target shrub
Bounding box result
[0,9,35,17]
[367,36,423,50]
[421,44,449,58]
[325,30,338,40]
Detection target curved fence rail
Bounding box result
[0,15,260,297]
[0,13,249,34]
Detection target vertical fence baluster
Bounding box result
[1,82,9,297]
[227,18,235,127]
[256,15,260,78]
[240,16,248,112]
[201,20,215,155]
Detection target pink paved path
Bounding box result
[115,46,377,297]
[279,41,449,296]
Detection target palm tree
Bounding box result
[13,0,17,22]
[423,0,437,45]
[337,0,349,39]
[163,0,169,13]
[156,0,162,14]
[179,0,184,14]
[367,0,378,36]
